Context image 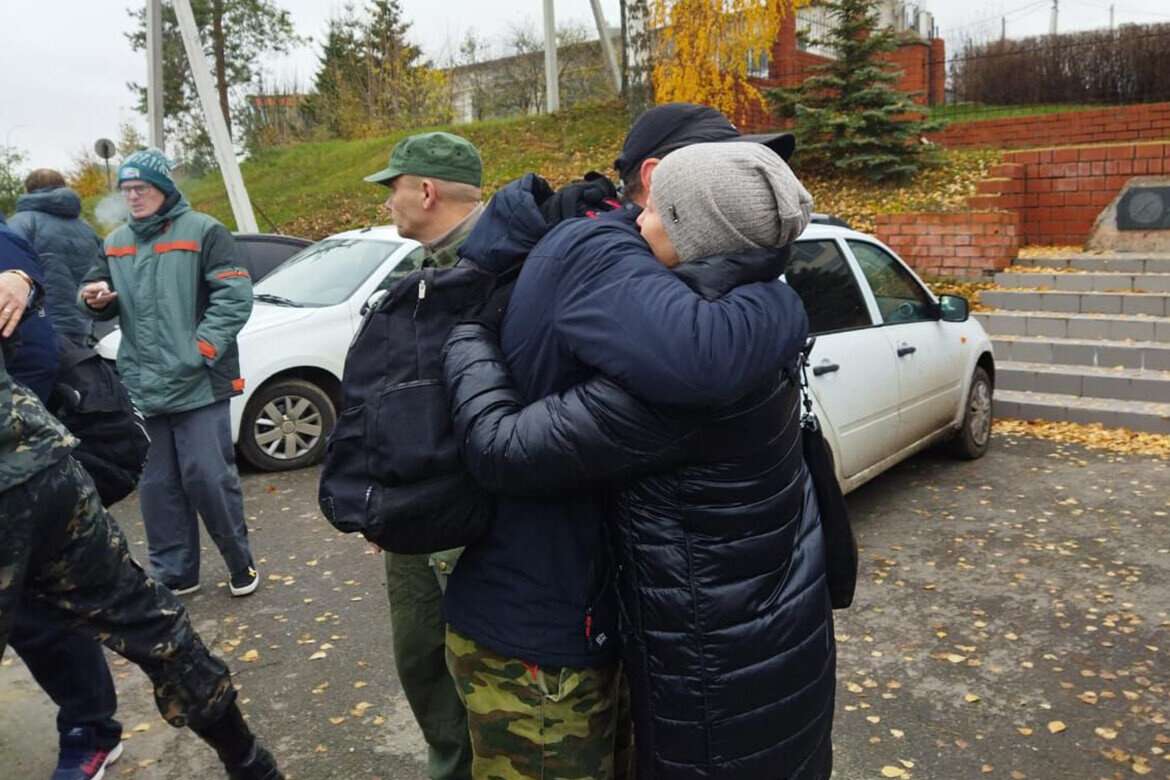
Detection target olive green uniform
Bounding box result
[384,203,483,780]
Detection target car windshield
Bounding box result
[253,238,402,307]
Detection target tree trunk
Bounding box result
[211,0,231,137]
[623,0,652,119]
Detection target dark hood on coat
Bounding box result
[671,244,792,301]
[458,173,553,275]
[16,187,83,220]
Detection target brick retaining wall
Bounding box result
[929,102,1170,150]
[875,212,1020,278]
[967,141,1170,245]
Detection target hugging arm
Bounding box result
[443,323,705,495]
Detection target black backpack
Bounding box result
[318,172,620,553]
[317,258,509,553]
[50,344,150,507]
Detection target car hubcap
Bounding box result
[254,395,324,460]
[968,380,992,446]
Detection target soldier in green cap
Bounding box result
[363,130,483,780]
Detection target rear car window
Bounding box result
[787,240,872,334]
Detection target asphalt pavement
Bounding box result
[1,432,1167,779]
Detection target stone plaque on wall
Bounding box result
[1086,177,1170,251]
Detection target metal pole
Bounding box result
[146,0,165,151]
[588,0,622,93]
[172,0,258,232]
[542,0,560,112]
[1049,0,1058,36]
[1109,4,1114,30]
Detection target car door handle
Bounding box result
[812,362,840,376]
[897,345,917,357]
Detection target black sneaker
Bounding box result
[229,564,259,597]
[227,744,283,780]
[162,579,201,596]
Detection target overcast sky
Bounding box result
[2,0,1167,173]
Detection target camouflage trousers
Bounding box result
[0,455,236,729]
[446,627,634,780]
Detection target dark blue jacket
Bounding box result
[8,188,101,345]
[442,178,810,669]
[0,214,59,401]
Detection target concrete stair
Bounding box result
[975,252,1170,434]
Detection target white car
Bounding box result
[98,220,994,484]
[788,219,995,494]
[99,226,425,471]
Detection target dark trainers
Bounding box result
[163,580,201,596]
[230,564,259,597]
[51,727,123,780]
[227,744,283,780]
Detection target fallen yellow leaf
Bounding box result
[239,649,260,662]
[965,693,981,703]
[1095,727,1118,739]
[880,767,907,779]
[1047,720,1066,734]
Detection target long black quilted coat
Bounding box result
[442,250,836,780]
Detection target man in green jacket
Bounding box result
[0,286,281,780]
[361,131,484,780]
[79,148,259,598]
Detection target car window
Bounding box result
[253,238,402,307]
[374,244,428,293]
[237,239,310,282]
[786,240,872,334]
[847,241,934,324]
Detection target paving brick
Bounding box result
[1066,317,1113,340]
[1027,315,1071,337]
[1112,319,1160,342]
[1120,295,1166,316]
[1080,294,1123,314]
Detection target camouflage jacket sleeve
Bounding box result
[0,346,77,494]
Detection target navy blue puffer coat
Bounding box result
[442,250,835,780]
[8,187,103,345]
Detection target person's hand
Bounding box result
[80,281,118,310]
[539,172,621,227]
[0,271,32,338]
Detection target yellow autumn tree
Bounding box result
[651,0,805,123]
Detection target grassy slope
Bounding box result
[181,99,998,241]
[186,101,629,239]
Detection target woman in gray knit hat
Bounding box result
[637,140,813,267]
[443,140,834,779]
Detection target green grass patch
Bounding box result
[930,102,1102,123]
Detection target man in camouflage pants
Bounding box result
[0,272,281,780]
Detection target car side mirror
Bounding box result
[361,289,389,316]
[938,294,969,323]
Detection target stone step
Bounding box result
[991,335,1170,371]
[997,361,1170,404]
[994,390,1170,434]
[995,271,1170,293]
[1022,254,1170,274]
[981,289,1169,316]
[975,311,1170,343]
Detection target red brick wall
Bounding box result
[875,212,1020,278]
[740,12,945,132]
[931,102,1170,150]
[966,141,1170,245]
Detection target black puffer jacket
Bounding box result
[443,250,835,780]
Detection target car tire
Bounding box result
[948,366,993,460]
[239,379,337,472]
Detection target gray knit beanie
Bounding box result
[651,142,813,263]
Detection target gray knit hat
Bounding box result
[650,142,813,263]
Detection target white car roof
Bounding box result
[323,224,409,243]
[796,222,875,243]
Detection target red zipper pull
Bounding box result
[585,611,593,639]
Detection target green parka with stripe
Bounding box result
[79,195,252,417]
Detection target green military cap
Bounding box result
[364,131,483,188]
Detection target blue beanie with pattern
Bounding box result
[118,148,177,196]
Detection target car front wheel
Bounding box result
[239,379,337,471]
[948,366,992,460]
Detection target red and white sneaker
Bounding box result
[52,727,124,780]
